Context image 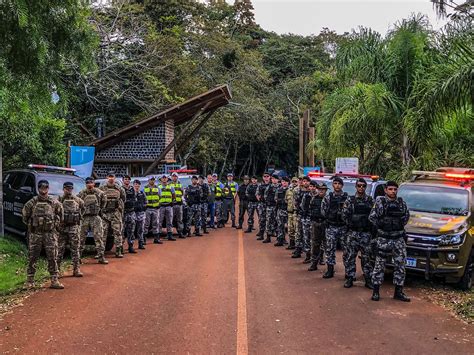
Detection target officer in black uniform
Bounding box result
[256,172,270,240]
[308,182,327,271]
[237,175,250,229]
[245,176,259,233]
[184,176,203,237]
[122,175,137,253]
[134,179,147,249]
[198,175,210,234]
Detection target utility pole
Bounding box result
[0,142,4,236]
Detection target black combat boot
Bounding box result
[303,252,311,264]
[244,226,252,233]
[138,241,145,250]
[291,248,302,258]
[274,240,284,247]
[153,235,163,244]
[364,276,374,289]
[128,244,137,254]
[232,222,237,228]
[308,262,318,271]
[203,226,209,234]
[236,224,242,230]
[344,277,353,288]
[167,232,176,241]
[371,285,380,301]
[323,265,334,279]
[393,286,411,302]
[178,231,186,239]
[262,236,271,243]
[195,228,203,237]
[286,240,296,250]
[217,222,224,228]
[256,230,263,237]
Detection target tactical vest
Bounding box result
[380,198,405,233]
[309,195,324,222]
[158,184,173,205]
[258,183,269,203]
[103,185,121,212]
[327,192,348,226]
[124,186,136,212]
[200,183,209,203]
[246,184,258,202]
[349,196,372,230]
[223,184,234,199]
[276,187,288,210]
[83,193,100,216]
[187,185,201,205]
[135,191,147,212]
[300,192,312,217]
[286,187,296,213]
[238,184,249,201]
[62,197,81,225]
[31,199,55,232]
[265,184,277,206]
[144,185,159,208]
[170,181,183,203]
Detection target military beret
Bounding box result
[133,179,141,185]
[38,179,49,188]
[63,181,74,188]
[85,177,94,183]
[386,180,399,188]
[333,176,344,185]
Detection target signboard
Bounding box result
[70,146,95,178]
[303,166,320,176]
[335,158,359,174]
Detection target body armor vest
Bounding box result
[124,186,136,212]
[327,192,348,225]
[349,196,372,230]
[223,184,234,199]
[200,184,209,203]
[381,198,405,232]
[187,185,201,205]
[103,186,121,212]
[300,192,312,217]
[238,184,249,201]
[265,184,278,206]
[62,197,81,225]
[31,199,55,232]
[309,195,324,222]
[258,183,269,203]
[276,187,288,210]
[83,193,100,216]
[246,184,258,202]
[135,191,147,212]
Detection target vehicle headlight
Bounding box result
[438,233,464,246]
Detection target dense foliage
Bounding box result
[1,0,472,178]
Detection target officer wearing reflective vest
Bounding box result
[221,173,238,228]
[122,175,138,253]
[58,181,84,277]
[245,176,259,233]
[369,180,410,302]
[78,177,108,264]
[170,172,185,238]
[307,182,328,271]
[321,176,348,278]
[274,177,289,247]
[213,173,225,228]
[158,175,176,241]
[342,178,374,288]
[184,176,203,236]
[198,175,210,234]
[143,176,161,244]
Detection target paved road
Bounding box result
[1,226,472,354]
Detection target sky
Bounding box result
[249,0,447,36]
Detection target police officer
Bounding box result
[78,177,108,264]
[237,175,250,229]
[100,172,126,258]
[213,174,224,228]
[123,175,137,253]
[58,181,84,277]
[369,181,410,302]
[292,176,310,258]
[133,179,147,249]
[274,177,289,247]
[170,172,185,238]
[143,176,161,244]
[299,180,316,263]
[158,175,176,241]
[222,173,238,227]
[245,176,259,233]
[256,172,270,240]
[198,175,210,234]
[342,178,374,289]
[285,177,299,250]
[22,180,64,289]
[308,183,327,271]
[207,174,217,229]
[321,176,348,278]
[185,176,203,236]
[263,174,279,243]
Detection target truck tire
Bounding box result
[457,250,473,291]
[105,233,114,252]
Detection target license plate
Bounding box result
[406,257,417,267]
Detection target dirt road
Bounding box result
[1,226,472,354]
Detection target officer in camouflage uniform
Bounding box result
[58,181,84,277]
[342,178,374,289]
[185,176,203,236]
[123,175,137,253]
[207,174,217,230]
[100,172,126,258]
[285,177,299,250]
[158,175,176,241]
[321,176,348,278]
[143,176,161,244]
[292,176,310,258]
[245,176,259,233]
[22,179,64,289]
[369,180,410,302]
[263,174,280,243]
[274,177,289,247]
[78,177,108,264]
[198,175,210,234]
[237,175,250,229]
[133,180,147,249]
[308,183,327,271]
[170,172,185,237]
[299,180,316,263]
[256,172,270,240]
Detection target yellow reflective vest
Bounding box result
[144,185,159,208]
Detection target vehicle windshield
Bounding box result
[40,175,85,196]
[398,185,470,216]
[310,179,373,196]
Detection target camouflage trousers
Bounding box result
[134,211,146,245]
[265,205,277,237]
[301,217,312,252]
[144,208,160,237]
[159,205,173,234]
[372,237,407,286]
[294,215,303,247]
[215,200,223,225]
[325,224,348,266]
[310,221,326,263]
[200,202,208,229]
[247,202,258,228]
[256,202,267,235]
[276,209,288,242]
[186,204,201,232]
[102,212,123,248]
[173,204,184,233]
[124,211,136,245]
[80,215,105,258]
[58,225,81,270]
[346,230,373,279]
[27,232,58,278]
[222,199,235,225]
[287,212,297,242]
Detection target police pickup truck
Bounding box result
[308,172,387,198]
[3,164,85,237]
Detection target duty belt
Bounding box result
[146,206,159,209]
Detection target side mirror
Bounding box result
[20,186,33,194]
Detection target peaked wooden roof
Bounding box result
[90,85,232,151]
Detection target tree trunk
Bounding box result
[247,143,253,175]
[231,141,238,174]
[401,133,411,165]
[219,144,231,178]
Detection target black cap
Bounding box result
[333,176,344,185]
[356,177,367,185]
[198,175,205,179]
[282,176,290,182]
[191,175,198,180]
[302,176,311,182]
[123,175,131,180]
[63,181,74,189]
[386,180,399,188]
[251,175,258,180]
[85,177,94,183]
[271,174,279,179]
[263,171,271,176]
[107,171,115,177]
[133,179,141,185]
[38,180,49,188]
[243,175,250,180]
[318,182,328,189]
